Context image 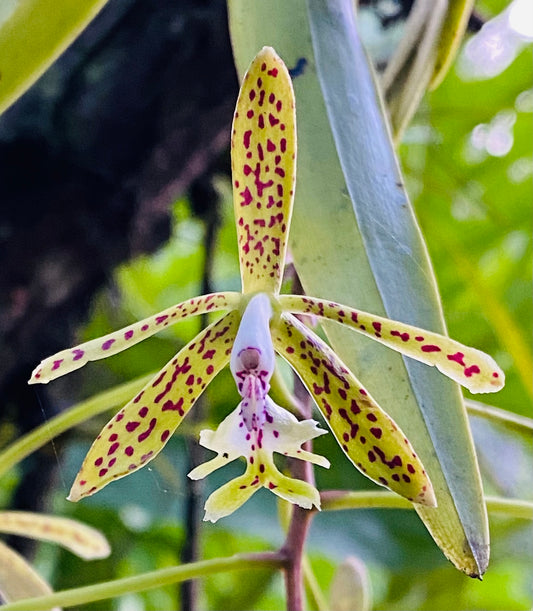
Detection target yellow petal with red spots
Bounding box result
[29,292,240,384]
[232,46,296,295]
[68,311,240,501]
[0,511,110,560]
[272,313,436,507]
[279,295,504,394]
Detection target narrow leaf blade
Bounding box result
[0,0,109,115]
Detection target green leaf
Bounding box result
[0,0,109,115]
[228,0,490,575]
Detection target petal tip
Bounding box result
[413,484,438,508]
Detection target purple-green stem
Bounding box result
[279,365,318,611]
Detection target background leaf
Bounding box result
[0,0,108,115]
[228,0,489,575]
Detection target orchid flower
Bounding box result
[29,47,504,522]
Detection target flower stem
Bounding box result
[280,372,316,611]
[465,399,533,432]
[321,490,533,519]
[302,555,329,611]
[0,552,285,611]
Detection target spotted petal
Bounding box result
[232,46,296,295]
[29,292,240,384]
[68,311,240,501]
[0,541,58,610]
[279,295,504,394]
[0,511,110,560]
[272,313,436,506]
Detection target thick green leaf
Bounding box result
[0,0,108,115]
[228,0,489,575]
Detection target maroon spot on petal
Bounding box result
[99,468,108,477]
[94,457,103,467]
[464,365,481,377]
[52,359,63,371]
[72,349,84,361]
[407,464,416,474]
[152,371,166,387]
[141,451,154,463]
[138,406,149,418]
[156,315,168,325]
[402,474,411,483]
[368,451,376,462]
[161,430,170,442]
[350,400,361,414]
[125,446,134,456]
[206,365,214,375]
[101,339,115,350]
[109,433,118,442]
[415,335,424,341]
[447,351,466,366]
[243,129,252,149]
[366,413,378,422]
[492,372,499,378]
[162,397,184,414]
[378,477,388,485]
[79,480,87,486]
[391,330,410,342]
[108,442,119,455]
[372,321,382,334]
[273,430,279,438]
[138,418,157,442]
[370,427,382,439]
[392,473,400,482]
[126,421,140,432]
[343,432,350,442]
[141,324,149,331]
[421,344,441,353]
